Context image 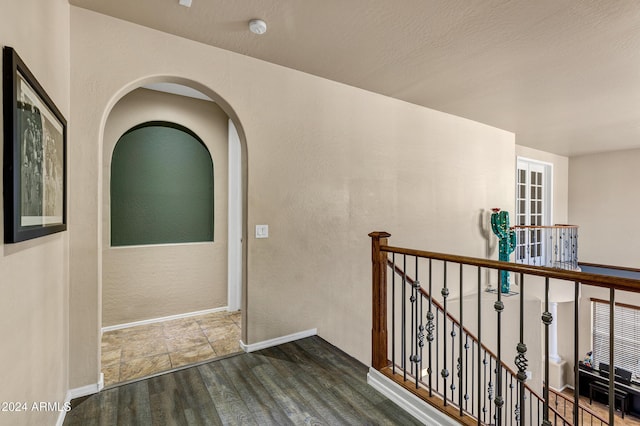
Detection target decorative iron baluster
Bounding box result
[494,272,504,426]
[515,273,527,425]
[608,288,615,425]
[441,261,449,406]
[402,255,407,382]
[542,277,552,426]
[488,357,493,423]
[513,386,522,426]
[436,304,439,394]
[477,266,482,424]
[427,258,434,397]
[509,375,514,426]
[418,267,424,389]
[451,324,456,401]
[482,351,488,423]
[572,228,578,270]
[392,253,396,375]
[409,261,416,378]
[410,258,422,389]
[410,282,421,380]
[573,280,580,425]
[464,335,470,412]
[458,263,464,417]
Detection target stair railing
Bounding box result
[548,388,607,425]
[370,232,640,425]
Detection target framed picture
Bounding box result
[3,47,67,243]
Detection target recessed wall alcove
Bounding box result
[98,81,247,386]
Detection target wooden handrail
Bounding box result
[580,261,640,274]
[512,224,578,229]
[382,245,640,292]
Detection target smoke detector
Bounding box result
[249,19,267,35]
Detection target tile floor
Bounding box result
[101,310,242,387]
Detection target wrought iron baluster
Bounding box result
[464,334,470,413]
[573,280,580,425]
[458,264,464,416]
[392,253,395,375]
[450,320,456,402]
[515,379,520,426]
[442,261,449,406]
[608,288,615,425]
[494,269,504,425]
[410,258,416,378]
[509,374,514,426]
[436,305,439,394]
[477,266,482,425]
[410,256,422,389]
[427,259,434,397]
[402,255,407,382]
[482,350,488,424]
[515,273,527,425]
[542,277,552,426]
[419,268,424,388]
[488,357,493,423]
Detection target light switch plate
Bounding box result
[255,224,269,238]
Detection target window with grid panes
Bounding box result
[515,159,549,265]
[592,299,640,380]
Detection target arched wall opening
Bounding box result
[96,76,249,385]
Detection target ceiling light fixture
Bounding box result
[249,19,267,35]
[179,0,192,7]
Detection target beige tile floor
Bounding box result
[101,310,242,387]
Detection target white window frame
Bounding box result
[515,157,553,266]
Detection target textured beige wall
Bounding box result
[0,1,70,425]
[569,148,640,267]
[565,149,640,386]
[102,88,228,326]
[69,7,515,387]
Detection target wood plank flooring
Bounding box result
[557,388,640,425]
[64,336,422,425]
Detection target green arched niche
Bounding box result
[111,121,214,246]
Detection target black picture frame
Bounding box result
[3,47,67,243]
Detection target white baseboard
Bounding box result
[68,375,103,400]
[367,368,460,426]
[56,408,68,426]
[57,374,104,426]
[239,328,317,353]
[554,383,574,393]
[102,306,229,333]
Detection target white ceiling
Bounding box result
[69,0,640,157]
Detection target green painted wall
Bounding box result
[111,122,214,246]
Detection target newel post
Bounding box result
[369,231,391,370]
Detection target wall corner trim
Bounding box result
[367,368,461,426]
[239,328,317,353]
[57,376,104,426]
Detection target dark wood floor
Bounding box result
[64,336,422,425]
